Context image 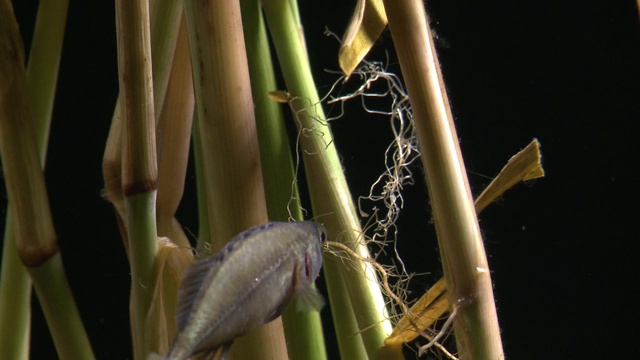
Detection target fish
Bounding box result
[148,221,326,360]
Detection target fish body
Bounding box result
[159,221,326,360]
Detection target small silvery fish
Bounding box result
[149,221,326,360]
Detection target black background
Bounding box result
[4,0,639,359]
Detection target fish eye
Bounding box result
[319,230,326,243]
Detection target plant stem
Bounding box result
[383,0,504,358]
[191,117,211,253]
[0,2,93,358]
[103,0,183,243]
[148,0,183,116]
[184,0,288,358]
[0,217,31,359]
[29,254,95,359]
[125,193,160,358]
[262,1,393,358]
[115,0,159,357]
[321,255,369,359]
[25,0,68,157]
[239,1,327,358]
[0,0,68,356]
[156,17,194,248]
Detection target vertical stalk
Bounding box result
[239,1,326,359]
[156,17,194,248]
[184,0,288,358]
[103,0,183,241]
[262,1,394,358]
[115,0,159,358]
[0,1,93,358]
[191,118,211,253]
[148,0,183,117]
[0,0,68,357]
[383,0,504,358]
[0,217,31,359]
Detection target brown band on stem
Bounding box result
[123,179,158,198]
[17,240,59,267]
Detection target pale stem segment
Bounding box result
[0,0,69,357]
[239,0,327,359]
[156,16,194,248]
[103,0,183,244]
[184,0,288,358]
[0,1,93,358]
[262,0,396,358]
[383,0,504,358]
[114,0,159,358]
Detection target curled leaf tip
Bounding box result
[338,0,388,77]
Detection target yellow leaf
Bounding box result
[384,278,448,346]
[475,139,545,213]
[339,0,387,77]
[145,237,194,355]
[267,90,290,103]
[385,139,545,347]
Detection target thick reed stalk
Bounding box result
[103,0,183,240]
[239,1,326,359]
[0,0,68,357]
[262,1,395,358]
[115,0,159,358]
[184,0,288,358]
[0,1,93,358]
[0,217,31,359]
[383,0,504,358]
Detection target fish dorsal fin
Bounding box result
[233,222,275,243]
[176,253,224,330]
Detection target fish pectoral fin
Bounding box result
[295,286,326,312]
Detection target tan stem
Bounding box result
[383,0,504,358]
[115,0,159,358]
[184,0,287,358]
[156,16,194,248]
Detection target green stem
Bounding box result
[322,256,369,359]
[125,193,159,359]
[0,0,68,356]
[0,2,93,359]
[26,0,69,158]
[114,0,159,356]
[262,1,392,357]
[239,1,326,359]
[0,217,31,359]
[29,254,95,359]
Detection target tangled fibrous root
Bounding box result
[324,240,457,359]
